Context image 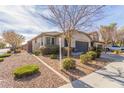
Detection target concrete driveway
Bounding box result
[60,53,124,88]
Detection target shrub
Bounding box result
[40,45,59,55]
[13,64,39,78]
[50,54,57,59]
[62,47,73,56]
[0,53,11,58]
[15,50,21,53]
[90,47,102,58]
[80,54,92,64]
[86,51,97,60]
[0,58,4,62]
[7,50,11,53]
[62,58,76,70]
[113,50,121,54]
[33,50,40,56]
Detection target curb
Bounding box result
[32,55,70,83]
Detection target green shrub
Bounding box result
[13,64,39,78]
[33,51,40,56]
[0,53,11,58]
[62,47,73,56]
[96,51,101,58]
[7,50,11,53]
[62,58,76,70]
[50,54,57,59]
[15,50,21,53]
[86,51,97,60]
[80,54,92,64]
[40,45,59,55]
[0,58,4,62]
[113,50,121,54]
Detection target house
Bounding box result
[27,31,92,53]
[88,31,104,48]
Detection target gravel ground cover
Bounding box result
[0,51,66,88]
[38,55,110,81]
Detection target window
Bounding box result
[51,38,55,45]
[41,39,43,46]
[35,39,37,43]
[64,38,68,47]
[46,37,51,45]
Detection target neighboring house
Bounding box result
[27,31,92,53]
[88,31,104,48]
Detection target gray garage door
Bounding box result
[75,41,88,53]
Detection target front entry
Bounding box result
[75,41,88,53]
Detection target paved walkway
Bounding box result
[60,53,124,88]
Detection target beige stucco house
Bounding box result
[88,31,104,48]
[27,31,92,53]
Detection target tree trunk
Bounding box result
[104,42,107,54]
[67,38,71,58]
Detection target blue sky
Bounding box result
[0,5,124,42]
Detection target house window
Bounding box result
[46,37,51,45]
[35,39,37,43]
[64,38,68,47]
[41,39,43,46]
[51,38,55,45]
[41,41,43,46]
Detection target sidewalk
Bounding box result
[60,53,124,88]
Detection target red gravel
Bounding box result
[0,51,67,88]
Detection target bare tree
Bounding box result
[100,23,117,53]
[108,23,118,45]
[2,31,25,52]
[100,26,111,53]
[38,5,105,57]
[117,27,124,46]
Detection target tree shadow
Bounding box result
[14,72,41,81]
[96,72,124,86]
[70,79,93,88]
[61,68,86,81]
[96,67,124,86]
[76,64,95,72]
[61,68,93,88]
[101,53,124,62]
[85,63,103,70]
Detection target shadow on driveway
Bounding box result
[70,79,93,88]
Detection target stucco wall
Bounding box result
[32,31,91,51]
[72,31,91,47]
[56,31,91,48]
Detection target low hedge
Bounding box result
[96,51,101,58]
[13,64,39,78]
[80,54,92,64]
[7,50,11,53]
[113,50,121,54]
[15,50,21,53]
[50,54,57,59]
[0,58,4,62]
[86,51,97,60]
[0,53,11,58]
[33,51,40,56]
[62,58,76,70]
[91,47,102,58]
[40,45,59,55]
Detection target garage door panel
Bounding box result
[75,41,88,52]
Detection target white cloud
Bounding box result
[0,5,58,42]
